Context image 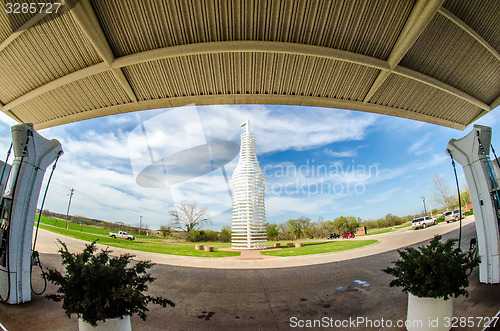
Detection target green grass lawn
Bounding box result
[36,215,111,236]
[260,240,377,257]
[37,224,240,257]
[36,215,163,238]
[360,222,412,236]
[172,241,232,247]
[37,215,378,258]
[395,223,412,229]
[362,228,395,236]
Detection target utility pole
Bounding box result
[139,216,142,238]
[65,188,74,229]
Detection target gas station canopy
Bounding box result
[0,0,498,130]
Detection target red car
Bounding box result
[342,232,355,239]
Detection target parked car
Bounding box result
[411,216,437,230]
[327,233,340,239]
[342,232,355,239]
[444,209,465,223]
[109,231,135,240]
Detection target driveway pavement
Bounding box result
[0,217,498,330]
[33,217,475,269]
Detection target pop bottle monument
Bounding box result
[231,121,266,249]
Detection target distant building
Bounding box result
[356,227,367,235]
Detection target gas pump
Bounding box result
[0,124,62,304]
[446,124,500,284]
[0,160,11,195]
[0,157,13,266]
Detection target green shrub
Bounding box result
[185,229,220,242]
[219,228,231,242]
[465,209,474,216]
[185,230,203,242]
[266,224,279,240]
[203,230,219,242]
[45,241,174,326]
[383,235,480,300]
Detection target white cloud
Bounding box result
[265,195,337,218]
[472,108,499,127]
[4,105,383,229]
[416,153,448,170]
[0,102,478,227]
[59,132,133,161]
[169,167,234,215]
[198,105,377,154]
[0,113,18,127]
[364,188,402,205]
[408,135,433,155]
[324,148,357,157]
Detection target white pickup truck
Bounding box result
[109,231,135,240]
[411,216,437,230]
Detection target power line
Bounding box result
[65,188,74,229]
[49,180,142,218]
[74,189,145,220]
[42,180,158,226]
[139,215,142,238]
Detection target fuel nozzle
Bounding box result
[31,250,40,267]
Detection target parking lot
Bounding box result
[1,217,498,330]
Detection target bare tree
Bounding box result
[169,201,211,233]
[432,173,457,210]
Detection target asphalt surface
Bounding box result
[32,217,477,269]
[0,219,499,330]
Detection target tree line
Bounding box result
[265,213,414,241]
[43,172,471,243]
[166,201,426,242]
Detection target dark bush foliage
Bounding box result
[45,241,174,327]
[383,235,480,300]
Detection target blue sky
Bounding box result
[0,104,497,231]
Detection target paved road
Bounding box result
[1,217,499,330]
[34,217,475,269]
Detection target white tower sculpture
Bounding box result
[231,120,266,249]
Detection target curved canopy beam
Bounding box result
[0,0,496,130]
[2,41,489,116]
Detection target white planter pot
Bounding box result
[78,315,131,331]
[406,293,453,331]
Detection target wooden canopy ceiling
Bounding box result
[0,0,498,129]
